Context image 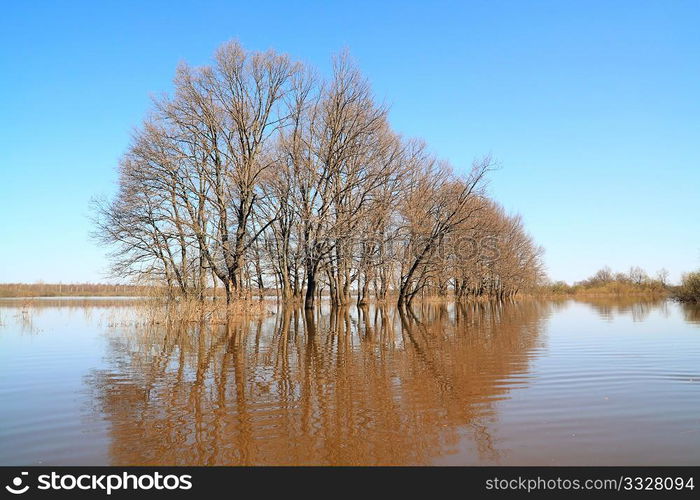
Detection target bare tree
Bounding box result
[396,156,492,306]
[94,40,545,310]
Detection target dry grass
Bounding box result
[0,283,152,297]
[133,298,272,327]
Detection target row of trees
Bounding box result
[579,266,670,288]
[93,41,544,308]
[545,266,670,295]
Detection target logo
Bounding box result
[4,471,193,495]
[5,472,29,495]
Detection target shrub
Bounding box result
[675,271,700,303]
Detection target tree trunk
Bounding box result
[304,260,318,310]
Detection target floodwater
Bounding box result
[0,297,699,466]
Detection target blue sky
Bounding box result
[1,0,698,284]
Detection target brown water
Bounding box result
[0,297,699,465]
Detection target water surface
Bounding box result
[1,297,698,465]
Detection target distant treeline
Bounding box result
[541,266,670,296]
[0,283,152,298]
[542,266,700,303]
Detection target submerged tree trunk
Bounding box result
[304,260,318,310]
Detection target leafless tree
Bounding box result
[93,40,545,309]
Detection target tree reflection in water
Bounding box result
[86,301,552,465]
[571,296,669,322]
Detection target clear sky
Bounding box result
[1,0,698,284]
